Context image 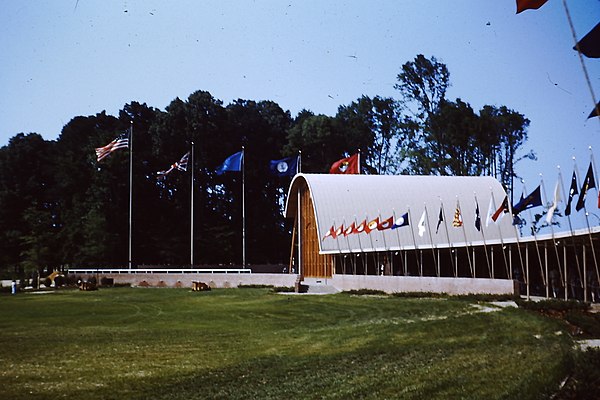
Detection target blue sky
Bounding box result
[1,0,599,227]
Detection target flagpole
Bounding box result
[540,173,564,296]
[581,150,600,293]
[489,190,509,279]
[298,150,302,173]
[357,149,361,175]
[522,180,546,294]
[456,197,473,278]
[558,164,583,291]
[590,147,600,289]
[474,193,492,279]
[297,185,302,276]
[439,199,456,277]
[406,207,421,275]
[506,195,527,290]
[242,146,246,268]
[423,204,438,277]
[190,141,195,267]
[128,120,133,269]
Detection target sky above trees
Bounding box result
[1,0,598,188]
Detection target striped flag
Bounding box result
[452,206,463,227]
[95,135,129,162]
[157,152,190,177]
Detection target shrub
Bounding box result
[100,277,114,287]
[554,348,600,400]
[238,284,274,289]
[391,291,447,299]
[272,286,294,293]
[516,299,590,313]
[343,289,387,296]
[54,275,65,287]
[565,311,600,337]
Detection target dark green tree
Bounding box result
[336,95,404,174]
[0,133,58,276]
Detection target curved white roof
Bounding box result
[285,174,518,254]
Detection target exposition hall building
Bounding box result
[285,174,600,299]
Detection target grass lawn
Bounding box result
[0,288,580,399]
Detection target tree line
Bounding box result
[0,55,532,277]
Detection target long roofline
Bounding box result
[285,173,519,254]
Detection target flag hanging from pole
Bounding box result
[516,0,548,14]
[269,156,298,177]
[575,162,596,211]
[452,205,463,227]
[474,201,481,231]
[435,205,444,233]
[546,179,562,223]
[365,217,379,234]
[157,152,190,177]
[95,134,129,162]
[215,151,243,175]
[588,101,600,119]
[574,22,600,59]
[392,212,409,229]
[492,196,509,222]
[329,153,359,174]
[486,197,494,227]
[417,210,426,237]
[512,185,543,216]
[565,171,579,216]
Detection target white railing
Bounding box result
[67,268,252,275]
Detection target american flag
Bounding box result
[95,135,129,162]
[157,152,190,177]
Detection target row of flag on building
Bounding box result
[322,161,599,241]
[485,162,598,224]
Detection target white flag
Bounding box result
[418,210,426,237]
[485,196,494,227]
[546,179,562,224]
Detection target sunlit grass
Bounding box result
[0,288,574,399]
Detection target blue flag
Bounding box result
[512,185,542,216]
[269,156,298,177]
[215,151,243,175]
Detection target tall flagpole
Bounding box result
[456,197,473,277]
[423,204,438,276]
[580,150,600,293]
[540,173,564,296]
[522,181,546,292]
[190,141,195,267]
[242,146,246,268]
[128,120,133,269]
[558,164,583,291]
[590,147,600,289]
[439,199,456,277]
[298,150,302,173]
[490,190,510,279]
[474,193,492,279]
[406,207,421,275]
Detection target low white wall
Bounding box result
[72,272,297,289]
[329,275,518,295]
[71,271,516,295]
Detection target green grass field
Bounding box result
[0,288,583,399]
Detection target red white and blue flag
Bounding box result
[95,134,129,162]
[157,152,190,177]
